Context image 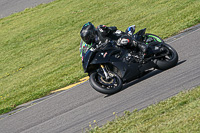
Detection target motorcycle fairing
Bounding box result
[82,46,121,73]
[82,49,95,73]
[88,49,141,82]
[113,62,141,82]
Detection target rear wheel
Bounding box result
[156,43,178,70]
[89,71,122,94]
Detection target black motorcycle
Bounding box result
[80,28,178,94]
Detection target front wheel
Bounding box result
[155,43,178,70]
[89,71,122,94]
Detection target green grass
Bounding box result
[87,86,200,133]
[0,0,200,114]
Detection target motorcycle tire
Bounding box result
[156,43,178,70]
[89,71,122,94]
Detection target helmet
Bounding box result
[80,22,96,44]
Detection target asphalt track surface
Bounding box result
[0,0,54,18]
[1,1,200,133]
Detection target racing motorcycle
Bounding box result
[80,28,178,94]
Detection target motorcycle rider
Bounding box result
[80,22,148,62]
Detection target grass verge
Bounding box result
[0,0,200,114]
[87,86,200,133]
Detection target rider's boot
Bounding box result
[138,43,148,63]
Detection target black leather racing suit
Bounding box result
[93,25,147,53]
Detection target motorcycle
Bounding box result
[80,28,178,94]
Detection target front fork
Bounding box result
[100,64,110,80]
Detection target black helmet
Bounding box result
[80,22,96,44]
